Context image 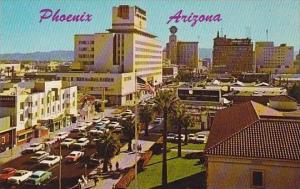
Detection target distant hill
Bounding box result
[199,48,212,59]
[0,50,74,61]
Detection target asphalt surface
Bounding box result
[0,126,99,189]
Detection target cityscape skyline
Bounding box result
[0,0,300,54]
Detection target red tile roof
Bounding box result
[269,95,296,102]
[205,101,282,149]
[205,119,300,160]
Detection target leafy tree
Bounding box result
[96,133,120,172]
[170,103,185,157]
[139,105,154,136]
[153,90,179,187]
[182,113,194,145]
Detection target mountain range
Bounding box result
[0,48,213,61]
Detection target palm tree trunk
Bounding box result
[128,139,132,152]
[184,125,188,145]
[162,112,168,187]
[177,124,182,157]
[144,123,149,136]
[103,159,108,173]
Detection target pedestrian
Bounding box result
[109,163,113,172]
[93,176,99,186]
[115,161,119,171]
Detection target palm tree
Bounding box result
[139,105,153,136]
[121,117,136,152]
[182,113,194,145]
[153,90,179,187]
[170,103,185,157]
[96,133,120,172]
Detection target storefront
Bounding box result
[16,128,34,145]
[38,114,71,133]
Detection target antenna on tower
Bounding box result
[266,29,269,42]
[245,26,251,39]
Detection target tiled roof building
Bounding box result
[205,101,300,189]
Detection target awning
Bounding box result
[17,128,33,136]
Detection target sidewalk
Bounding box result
[88,140,155,189]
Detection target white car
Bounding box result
[123,109,133,114]
[73,138,89,148]
[40,155,61,167]
[88,129,106,136]
[24,143,44,153]
[167,133,176,141]
[54,132,69,140]
[153,118,163,125]
[195,134,208,144]
[92,117,102,124]
[60,138,76,148]
[65,151,84,162]
[44,138,57,145]
[72,125,88,132]
[174,134,186,142]
[7,170,33,185]
[107,121,120,129]
[30,151,49,163]
[188,134,197,142]
[101,118,110,125]
[85,122,93,127]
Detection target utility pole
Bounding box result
[59,140,62,189]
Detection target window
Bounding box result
[53,106,55,112]
[41,109,44,115]
[28,113,32,119]
[20,114,24,121]
[35,101,38,106]
[47,107,50,113]
[73,92,75,98]
[20,102,24,109]
[251,170,264,188]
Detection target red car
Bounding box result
[0,168,16,182]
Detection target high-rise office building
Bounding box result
[212,32,253,73]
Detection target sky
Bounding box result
[0,0,299,54]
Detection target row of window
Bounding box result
[79,47,94,51]
[135,47,161,54]
[78,40,94,45]
[20,101,75,121]
[135,54,161,59]
[113,34,125,65]
[78,54,94,58]
[69,77,114,82]
[135,61,162,65]
[135,40,161,48]
[20,93,75,109]
[136,66,161,72]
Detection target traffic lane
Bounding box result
[0,144,97,189]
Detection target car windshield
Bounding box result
[64,139,72,142]
[31,175,40,178]
[15,172,23,176]
[0,169,9,174]
[45,157,55,161]
[30,144,39,147]
[69,153,76,156]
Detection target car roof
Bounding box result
[31,143,40,145]
[71,151,81,154]
[33,171,47,176]
[35,151,46,154]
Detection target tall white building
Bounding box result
[52,5,162,106]
[255,42,294,73]
[73,5,162,85]
[0,80,77,145]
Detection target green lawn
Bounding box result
[167,142,206,151]
[128,151,205,189]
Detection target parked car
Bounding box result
[65,151,84,162]
[73,138,89,149]
[7,170,33,185]
[25,171,52,186]
[107,121,120,129]
[76,132,88,139]
[23,143,44,154]
[101,118,110,125]
[54,132,69,140]
[40,155,61,167]
[152,117,163,125]
[167,133,176,141]
[88,129,105,136]
[188,134,197,142]
[72,125,87,132]
[174,134,185,142]
[44,138,57,145]
[92,117,102,124]
[0,168,16,182]
[60,138,76,148]
[85,122,93,127]
[123,109,133,114]
[95,123,106,130]
[195,134,208,144]
[87,153,102,167]
[30,151,49,163]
